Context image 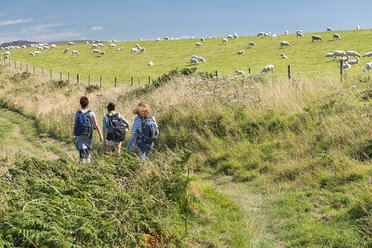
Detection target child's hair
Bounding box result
[107,102,115,112]
[133,102,151,118]
[80,96,89,108]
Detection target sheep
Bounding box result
[63,48,69,54]
[109,44,117,49]
[261,64,274,74]
[271,34,277,39]
[139,38,143,41]
[29,52,35,56]
[51,44,57,48]
[92,44,99,49]
[131,48,138,53]
[112,40,116,42]
[296,30,303,34]
[34,51,41,55]
[98,43,104,47]
[233,32,239,39]
[222,38,228,44]
[285,30,289,35]
[68,41,75,45]
[356,25,360,31]
[342,62,351,70]
[86,41,89,44]
[248,41,256,47]
[264,32,270,37]
[43,45,50,50]
[156,38,161,42]
[93,49,100,55]
[349,57,360,65]
[3,51,10,56]
[333,51,346,59]
[363,62,372,72]
[191,55,199,59]
[333,33,341,40]
[296,32,304,38]
[363,52,372,57]
[190,58,199,65]
[312,35,323,42]
[257,32,264,37]
[235,70,245,75]
[200,37,205,42]
[281,54,287,59]
[116,48,123,51]
[135,44,141,49]
[148,61,154,66]
[164,36,170,40]
[326,52,334,58]
[339,56,350,62]
[72,50,80,55]
[98,51,105,56]
[197,57,206,63]
[280,41,291,48]
[22,45,27,48]
[327,27,333,31]
[227,34,234,39]
[346,51,361,58]
[238,49,244,55]
[139,47,145,53]
[196,42,204,47]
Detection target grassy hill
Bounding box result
[5,29,372,86]
[0,65,371,247]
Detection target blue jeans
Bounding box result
[137,140,154,160]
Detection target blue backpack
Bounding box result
[74,111,95,136]
[142,116,159,143]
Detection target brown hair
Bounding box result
[80,96,89,108]
[133,102,151,118]
[107,102,115,112]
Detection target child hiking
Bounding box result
[127,102,159,160]
[73,96,103,164]
[102,103,130,153]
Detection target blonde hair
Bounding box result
[133,102,151,118]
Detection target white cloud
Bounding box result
[0,18,33,26]
[0,12,6,17]
[19,23,63,33]
[91,26,103,31]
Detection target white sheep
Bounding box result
[326,27,333,31]
[296,30,303,34]
[233,32,239,39]
[3,51,10,56]
[156,38,161,42]
[200,37,205,42]
[346,51,360,58]
[296,32,304,38]
[139,38,143,41]
[34,51,41,55]
[238,49,244,55]
[86,41,89,44]
[339,56,350,62]
[29,52,35,56]
[98,51,105,56]
[235,70,245,75]
[349,57,360,65]
[326,52,334,58]
[93,49,100,55]
[261,64,274,74]
[222,38,228,44]
[139,47,145,53]
[280,41,292,48]
[72,50,80,55]
[109,44,117,49]
[22,45,27,48]
[257,32,264,37]
[191,55,199,59]
[312,35,323,42]
[227,34,234,39]
[148,61,154,66]
[281,54,287,59]
[191,58,199,65]
[342,62,351,70]
[264,32,270,37]
[333,51,346,59]
[196,42,204,47]
[92,44,99,49]
[135,44,141,49]
[363,62,372,72]
[285,30,288,35]
[271,34,277,39]
[248,41,256,47]
[63,48,69,54]
[51,44,57,48]
[131,48,138,53]
[98,43,104,47]
[68,41,75,45]
[116,48,123,51]
[333,33,341,40]
[197,56,206,63]
[363,52,372,57]
[356,25,360,31]
[164,36,170,40]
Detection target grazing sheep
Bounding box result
[363,52,372,57]
[86,41,89,44]
[233,32,239,39]
[296,30,303,34]
[156,38,161,42]
[326,52,334,58]
[190,58,199,65]
[346,51,361,58]
[148,61,154,66]
[227,34,234,39]
[285,30,289,35]
[131,48,138,53]
[29,52,35,56]
[68,41,75,45]
[296,32,304,38]
[339,56,350,62]
[139,38,143,41]
[261,64,274,74]
[196,42,204,47]
[21,45,27,48]
[342,62,351,70]
[93,49,100,55]
[238,49,244,55]
[200,37,205,42]
[349,57,360,65]
[98,51,105,56]
[197,57,206,63]
[63,48,69,54]
[312,35,323,42]
[139,47,145,53]
[280,41,292,48]
[164,36,170,40]
[357,25,360,31]
[363,62,372,72]
[109,44,117,49]
[333,51,346,59]
[98,43,104,47]
[235,70,245,75]
[72,50,80,55]
[264,32,270,37]
[271,34,277,39]
[333,33,341,40]
[222,38,228,44]
[191,55,199,59]
[92,44,99,49]
[135,44,141,49]
[257,32,264,37]
[34,51,41,55]
[248,41,256,47]
[3,51,10,56]
[116,48,123,51]
[326,27,333,31]
[51,44,57,48]
[281,54,287,59]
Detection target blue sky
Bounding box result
[0,0,371,43]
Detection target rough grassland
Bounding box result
[6,29,372,85]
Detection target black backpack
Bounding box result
[106,114,128,142]
[142,116,159,143]
[74,111,95,136]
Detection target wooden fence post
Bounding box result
[215,71,218,78]
[77,74,80,84]
[68,73,70,83]
[14,61,16,69]
[26,64,28,73]
[50,69,53,80]
[131,77,134,86]
[100,76,102,88]
[148,76,151,84]
[288,65,291,80]
[115,77,117,87]
[249,68,251,74]
[33,66,35,75]
[60,72,62,81]
[42,67,44,76]
[20,62,22,71]
[88,75,91,85]
[340,60,343,81]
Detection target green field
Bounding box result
[5,29,372,85]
